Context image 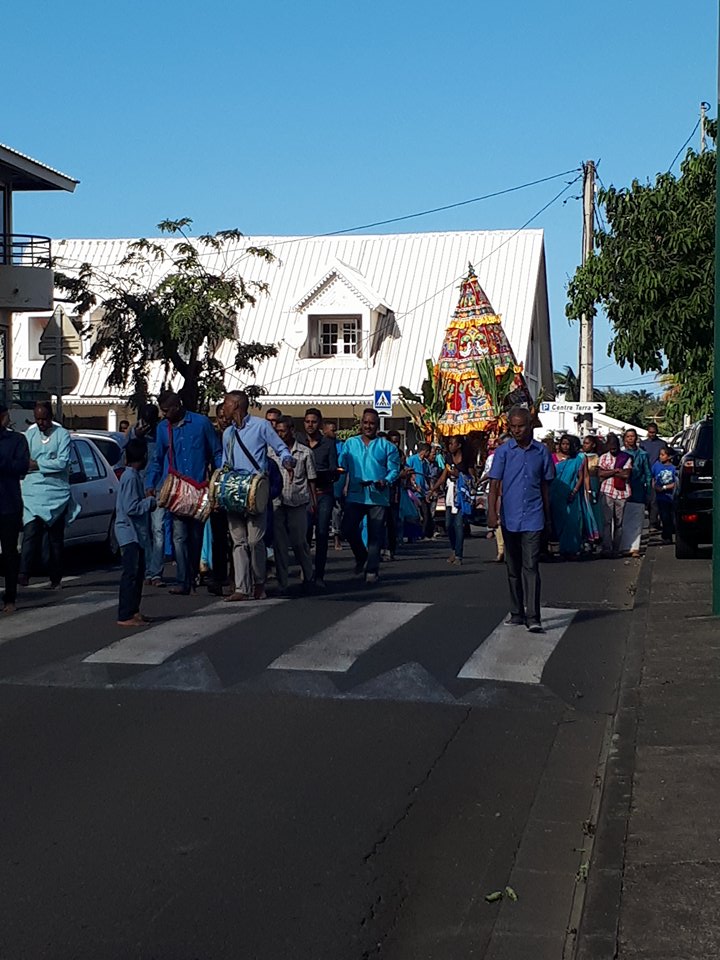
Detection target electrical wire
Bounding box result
[50,166,582,274]
[668,118,701,172]
[234,173,583,393]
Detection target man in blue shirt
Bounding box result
[145,390,222,595]
[339,408,401,583]
[222,390,294,601]
[487,405,555,632]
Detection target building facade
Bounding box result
[12,229,554,430]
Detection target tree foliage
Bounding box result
[55,218,278,412]
[553,365,606,403]
[566,124,716,419]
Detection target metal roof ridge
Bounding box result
[0,142,78,189]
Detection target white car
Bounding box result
[66,434,120,552]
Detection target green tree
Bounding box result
[553,365,579,401]
[566,125,716,419]
[553,365,606,403]
[55,218,278,412]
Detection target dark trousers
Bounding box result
[342,502,386,575]
[118,542,145,621]
[658,500,674,540]
[19,511,66,585]
[502,527,542,623]
[447,509,465,559]
[172,515,204,592]
[386,501,400,556]
[210,509,230,584]
[0,512,22,605]
[419,499,434,539]
[308,492,334,580]
[648,485,660,528]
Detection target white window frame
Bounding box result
[312,314,361,358]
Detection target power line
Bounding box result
[318,168,582,236]
[237,173,582,393]
[50,166,582,275]
[668,118,701,172]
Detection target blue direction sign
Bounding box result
[374,389,392,414]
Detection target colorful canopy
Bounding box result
[436,265,532,435]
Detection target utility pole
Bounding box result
[701,101,710,153]
[579,160,596,434]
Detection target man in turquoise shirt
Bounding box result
[339,409,400,583]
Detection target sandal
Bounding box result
[224,592,250,602]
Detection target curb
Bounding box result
[572,551,654,959]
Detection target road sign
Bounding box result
[39,354,80,395]
[540,401,606,414]
[374,389,392,414]
[38,306,82,357]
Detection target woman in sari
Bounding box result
[550,434,585,558]
[581,434,603,547]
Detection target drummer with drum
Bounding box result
[145,390,223,596]
[221,391,296,602]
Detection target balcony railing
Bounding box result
[0,234,52,267]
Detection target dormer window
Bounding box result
[319,317,359,356]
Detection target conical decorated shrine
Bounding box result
[436,264,532,435]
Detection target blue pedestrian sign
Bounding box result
[374,389,393,414]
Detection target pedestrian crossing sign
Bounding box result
[374,390,392,414]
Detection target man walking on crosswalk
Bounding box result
[339,409,400,584]
[487,405,555,633]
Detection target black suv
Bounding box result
[674,416,713,558]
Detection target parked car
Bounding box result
[66,434,120,553]
[674,416,713,559]
[0,433,120,571]
[74,430,127,478]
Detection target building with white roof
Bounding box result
[11,228,554,430]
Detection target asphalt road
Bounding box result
[0,532,642,959]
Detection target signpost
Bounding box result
[540,401,606,414]
[38,306,82,421]
[373,389,392,430]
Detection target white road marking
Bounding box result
[1,593,117,644]
[26,575,81,591]
[83,599,286,666]
[457,607,578,684]
[269,601,430,673]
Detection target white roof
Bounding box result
[51,229,551,405]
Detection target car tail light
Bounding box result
[683,459,695,475]
[681,513,699,523]
[114,466,125,480]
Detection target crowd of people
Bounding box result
[538,423,676,561]
[0,395,677,632]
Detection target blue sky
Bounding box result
[4,0,716,390]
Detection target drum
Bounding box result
[157,472,212,523]
[210,468,269,517]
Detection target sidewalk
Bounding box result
[577,544,720,959]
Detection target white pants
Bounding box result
[619,501,644,554]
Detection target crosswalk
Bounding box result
[0,588,579,703]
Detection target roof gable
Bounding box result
[49,229,550,404]
[293,258,392,313]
